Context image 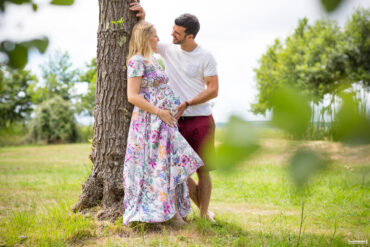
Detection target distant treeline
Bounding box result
[253,8,369,139]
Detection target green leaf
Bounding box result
[22,37,49,53]
[205,116,260,171]
[332,93,370,145]
[50,0,74,6]
[320,0,343,13]
[7,44,28,69]
[271,86,312,139]
[117,18,124,25]
[112,18,125,26]
[0,38,49,69]
[32,3,37,11]
[289,148,328,189]
[12,0,32,4]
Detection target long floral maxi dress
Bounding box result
[122,54,204,225]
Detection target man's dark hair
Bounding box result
[174,13,200,39]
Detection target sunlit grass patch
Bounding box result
[0,141,368,246]
[0,199,95,246]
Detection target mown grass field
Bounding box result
[0,137,369,246]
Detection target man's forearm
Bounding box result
[188,87,218,106]
[187,75,218,106]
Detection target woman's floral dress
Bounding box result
[122,54,204,225]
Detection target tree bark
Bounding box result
[72,0,138,222]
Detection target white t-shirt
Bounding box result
[157,42,217,116]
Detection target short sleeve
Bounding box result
[203,52,218,77]
[157,42,173,59]
[127,55,145,78]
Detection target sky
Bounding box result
[1,0,369,124]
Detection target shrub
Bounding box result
[29,96,78,144]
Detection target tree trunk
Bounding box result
[72,0,138,222]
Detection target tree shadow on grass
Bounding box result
[127,218,189,235]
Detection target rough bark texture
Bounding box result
[72,0,138,222]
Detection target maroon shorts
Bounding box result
[178,115,215,172]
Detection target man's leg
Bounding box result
[187,177,200,207]
[188,172,215,220]
[180,116,215,220]
[179,119,201,208]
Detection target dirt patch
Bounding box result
[211,202,297,216]
[247,138,370,166]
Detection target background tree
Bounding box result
[72,0,138,221]
[252,17,347,115]
[0,0,75,146]
[28,50,79,105]
[343,8,370,116]
[76,58,97,117]
[252,9,369,139]
[0,0,74,69]
[344,8,370,87]
[0,65,36,128]
[28,95,78,144]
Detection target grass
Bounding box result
[0,139,369,246]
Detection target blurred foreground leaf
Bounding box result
[0,0,32,12]
[320,0,344,13]
[289,148,328,189]
[271,86,312,139]
[50,0,74,6]
[332,93,370,145]
[22,38,49,53]
[0,37,49,69]
[205,116,259,171]
[0,0,73,70]
[6,44,27,68]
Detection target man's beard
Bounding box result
[172,36,186,45]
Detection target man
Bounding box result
[130,2,219,222]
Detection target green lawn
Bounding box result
[0,140,369,246]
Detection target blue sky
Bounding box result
[1,0,369,124]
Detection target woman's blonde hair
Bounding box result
[127,21,154,64]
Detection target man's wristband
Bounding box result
[185,101,190,108]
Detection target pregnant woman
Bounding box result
[122,21,203,225]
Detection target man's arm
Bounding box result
[129,1,145,21]
[175,75,219,119]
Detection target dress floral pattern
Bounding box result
[122,54,204,225]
